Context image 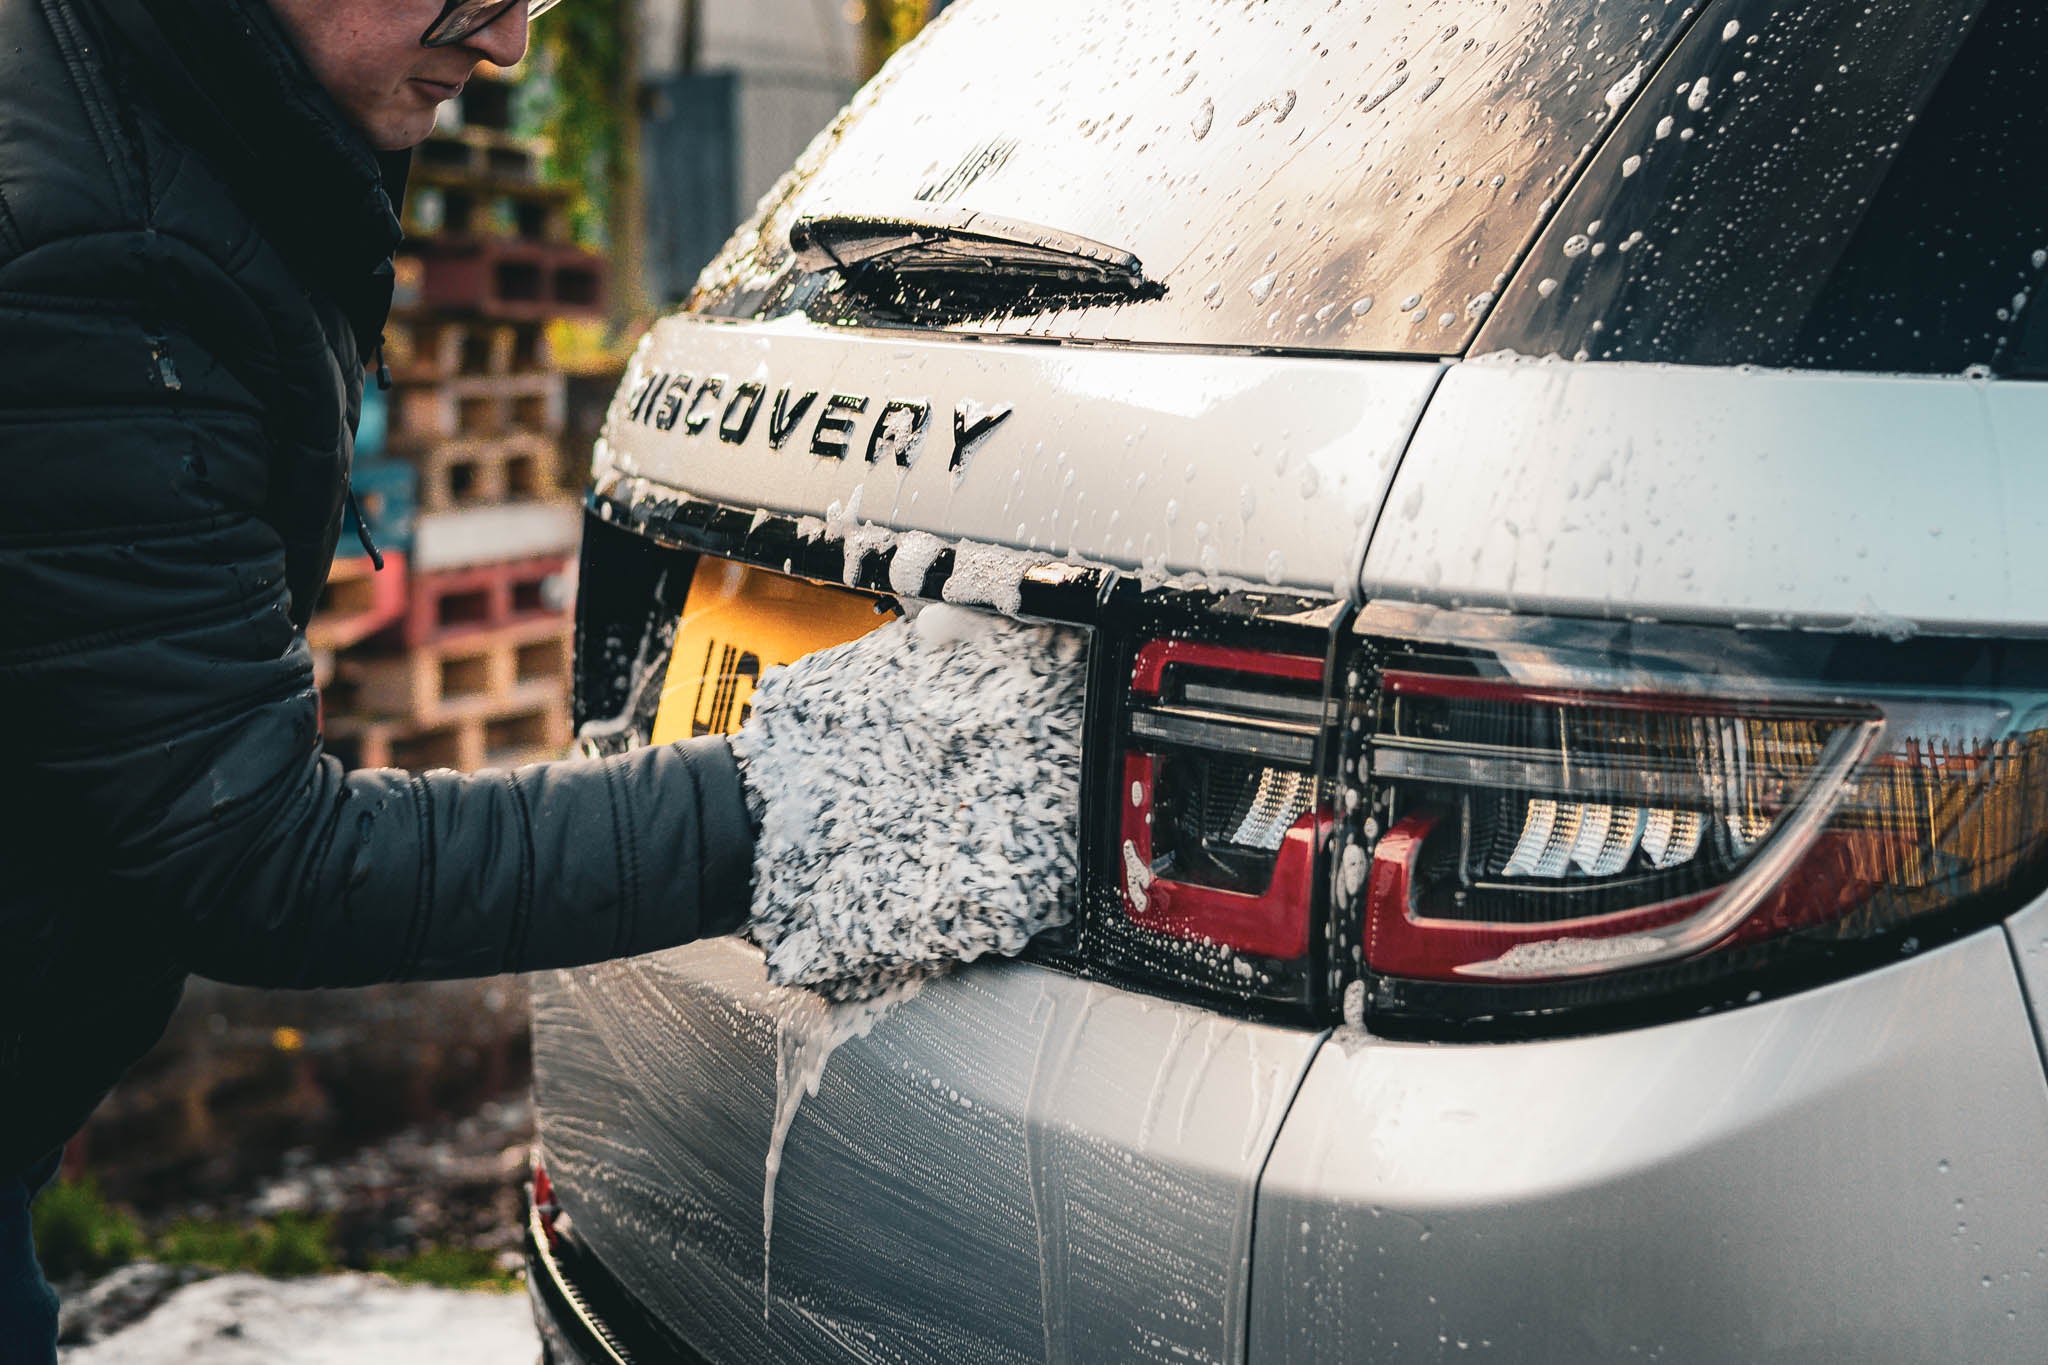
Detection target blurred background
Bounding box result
[36,0,953,1340]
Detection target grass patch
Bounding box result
[155,1211,335,1277]
[30,1178,148,1280]
[32,1180,509,1288]
[373,1244,521,1293]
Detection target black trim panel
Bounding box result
[526,1204,713,1365]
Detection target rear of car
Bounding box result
[529,0,2048,1359]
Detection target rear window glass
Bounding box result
[1477,0,2048,373]
[692,0,1697,356]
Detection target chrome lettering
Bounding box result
[768,388,817,448]
[682,375,726,435]
[652,373,694,431]
[864,399,931,467]
[951,401,1013,471]
[719,382,766,445]
[811,392,869,460]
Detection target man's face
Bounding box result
[266,0,529,151]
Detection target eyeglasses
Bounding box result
[421,0,564,49]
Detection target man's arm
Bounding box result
[0,226,751,989]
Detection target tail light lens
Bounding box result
[1120,640,1332,961]
[532,1156,565,1251]
[1344,607,2048,1029]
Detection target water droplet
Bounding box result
[1537,278,1559,298]
[1563,234,1591,257]
[1350,295,1375,317]
[1722,19,1741,40]
[1247,271,1279,303]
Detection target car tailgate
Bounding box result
[534,940,1320,1363]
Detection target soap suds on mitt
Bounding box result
[732,603,1085,1001]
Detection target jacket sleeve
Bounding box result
[0,228,754,989]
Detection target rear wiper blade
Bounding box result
[789,207,1148,294]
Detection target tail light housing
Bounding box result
[1115,639,1333,964]
[1341,604,2048,1032]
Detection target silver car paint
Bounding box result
[1251,925,2048,1362]
[599,316,1442,594]
[532,937,1321,1364]
[1359,359,2048,634]
[2005,897,2048,1077]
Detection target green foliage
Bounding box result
[155,1212,336,1278]
[30,1178,148,1281]
[540,0,628,250]
[373,1244,520,1293]
[33,1178,507,1290]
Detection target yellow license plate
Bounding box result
[649,559,888,743]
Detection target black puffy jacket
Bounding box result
[0,0,752,1179]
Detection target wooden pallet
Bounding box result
[328,688,573,772]
[398,551,573,648]
[451,77,515,133]
[308,550,409,651]
[390,371,566,441]
[403,181,574,245]
[415,126,548,184]
[399,431,562,513]
[383,318,548,382]
[401,238,607,320]
[340,617,571,723]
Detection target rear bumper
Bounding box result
[530,937,1322,1364]
[526,1203,710,1365]
[1254,926,2048,1361]
[530,928,2048,1364]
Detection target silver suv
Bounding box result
[526,0,2048,1359]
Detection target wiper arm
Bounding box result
[789,207,1148,294]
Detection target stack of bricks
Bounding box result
[315,67,603,774]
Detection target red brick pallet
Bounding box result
[340,617,570,723]
[327,688,573,773]
[398,431,562,513]
[308,550,409,651]
[398,552,572,648]
[383,318,547,383]
[403,238,607,320]
[390,371,565,442]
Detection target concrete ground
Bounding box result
[62,1271,536,1364]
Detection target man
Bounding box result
[0,0,749,1353]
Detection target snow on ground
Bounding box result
[62,1272,535,1364]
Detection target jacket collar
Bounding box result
[86,0,408,351]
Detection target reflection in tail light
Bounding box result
[1348,615,2048,1022]
[1120,641,1331,960]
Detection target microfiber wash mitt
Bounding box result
[730,603,1085,1001]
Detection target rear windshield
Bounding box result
[1477,0,2048,373]
[691,0,1698,356]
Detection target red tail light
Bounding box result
[531,1155,563,1251]
[1344,606,2048,1029]
[1120,640,1331,960]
